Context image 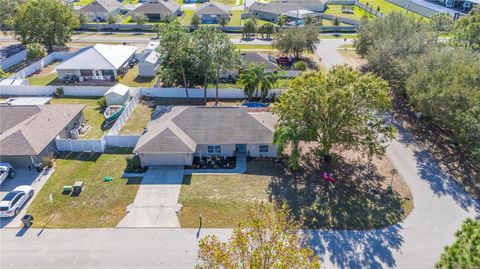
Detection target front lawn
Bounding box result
[119,103,153,134]
[324,5,373,20]
[235,44,276,51]
[228,10,243,27]
[27,151,141,228]
[180,10,194,26]
[120,66,157,88]
[178,153,413,229]
[50,97,111,139]
[358,0,427,19]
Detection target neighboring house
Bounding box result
[132,0,181,22]
[104,83,130,106]
[0,44,26,71]
[134,106,278,166]
[1,97,52,106]
[249,0,326,22]
[0,105,85,167]
[138,51,161,77]
[78,0,124,22]
[221,52,278,80]
[55,44,137,81]
[195,2,231,24]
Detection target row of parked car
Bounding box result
[0,163,35,218]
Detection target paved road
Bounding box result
[315,38,353,69]
[1,125,478,268]
[117,166,184,228]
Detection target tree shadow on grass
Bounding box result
[267,153,406,268]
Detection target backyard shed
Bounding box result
[138,51,160,77]
[104,83,130,106]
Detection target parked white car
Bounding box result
[0,163,15,186]
[0,185,34,218]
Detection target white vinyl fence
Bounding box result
[55,137,107,152]
[0,49,27,70]
[141,88,286,99]
[0,85,111,97]
[9,51,75,79]
[104,135,140,148]
[56,134,140,152]
[108,88,141,135]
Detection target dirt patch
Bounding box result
[337,48,368,68]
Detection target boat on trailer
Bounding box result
[104,105,124,122]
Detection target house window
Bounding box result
[207,145,221,154]
[80,69,93,76]
[102,70,114,76]
[259,145,269,153]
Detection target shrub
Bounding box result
[26,43,46,61]
[54,87,64,97]
[0,69,8,79]
[125,155,143,173]
[97,97,107,108]
[293,61,308,71]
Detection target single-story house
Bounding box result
[195,2,231,24]
[55,44,137,81]
[0,105,85,168]
[138,51,160,77]
[248,0,326,22]
[220,52,278,80]
[134,106,278,166]
[78,0,124,22]
[132,0,181,22]
[104,83,130,106]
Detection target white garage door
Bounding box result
[142,153,186,166]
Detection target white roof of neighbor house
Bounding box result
[143,51,160,64]
[56,44,137,70]
[79,0,123,13]
[146,41,160,51]
[105,83,130,96]
[4,97,52,106]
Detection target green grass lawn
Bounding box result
[324,5,373,20]
[50,97,111,139]
[212,0,237,5]
[27,73,58,86]
[73,0,93,5]
[120,66,158,88]
[358,0,427,19]
[178,158,413,229]
[27,151,140,228]
[178,162,273,228]
[235,44,276,51]
[119,103,153,134]
[180,10,194,26]
[228,10,243,27]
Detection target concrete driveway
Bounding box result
[0,168,53,229]
[117,166,184,228]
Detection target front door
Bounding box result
[236,144,246,153]
[93,70,102,79]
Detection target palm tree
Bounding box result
[107,15,118,32]
[259,71,276,101]
[273,125,304,171]
[239,63,264,100]
[277,15,287,27]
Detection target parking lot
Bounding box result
[0,169,53,228]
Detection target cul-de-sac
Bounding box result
[0,0,478,268]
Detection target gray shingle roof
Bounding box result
[195,2,230,15]
[79,0,123,13]
[241,52,278,70]
[0,105,85,156]
[134,107,276,153]
[133,0,180,14]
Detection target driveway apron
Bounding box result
[117,166,184,228]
